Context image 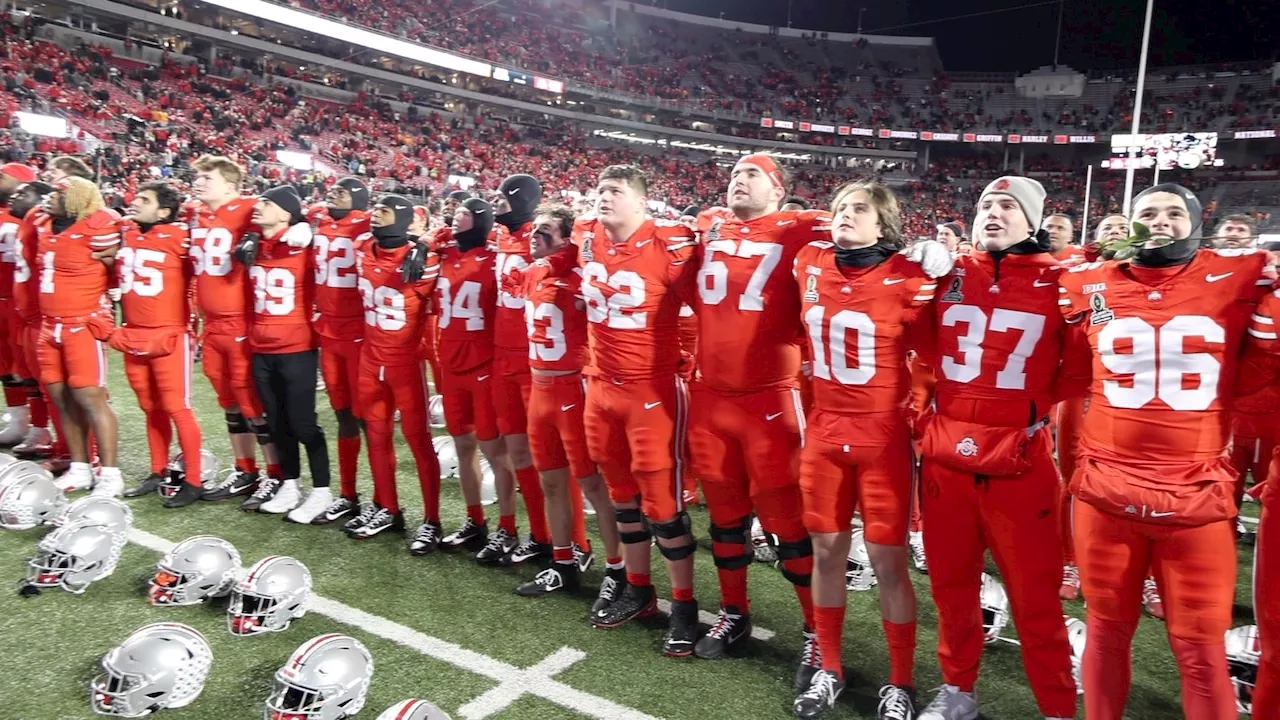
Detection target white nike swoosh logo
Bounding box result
[1206,272,1233,282]
[636,239,652,248]
[1033,280,1053,287]
[509,188,520,194]
[560,404,576,412]
[765,411,784,421]
[477,375,490,382]
[68,327,85,333]
[776,220,795,226]
[1149,510,1176,517]
[289,249,306,255]
[643,401,661,409]
[234,336,247,342]
[883,278,905,285]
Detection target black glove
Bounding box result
[401,241,428,283]
[233,232,261,266]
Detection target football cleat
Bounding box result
[12,426,53,459]
[476,527,518,565]
[908,530,927,573]
[793,670,845,719]
[751,516,778,563]
[663,598,699,657]
[314,495,359,525]
[408,521,444,556]
[1059,563,1080,601]
[796,627,823,692]
[877,685,916,720]
[1143,576,1165,620]
[917,684,978,720]
[441,517,487,552]
[591,582,657,628]
[54,465,94,493]
[258,478,302,514]
[344,503,380,535]
[591,566,628,618]
[90,470,124,499]
[516,563,581,597]
[349,507,405,539]
[166,449,221,494]
[123,472,165,498]
[694,606,751,659]
[202,468,259,501]
[574,543,595,574]
[505,537,551,566]
[162,481,202,509]
[286,487,332,524]
[240,476,281,512]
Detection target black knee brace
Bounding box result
[225,412,250,435]
[615,506,651,545]
[651,511,696,561]
[1,374,17,386]
[774,535,814,586]
[250,420,273,446]
[709,516,752,570]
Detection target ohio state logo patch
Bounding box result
[956,437,979,457]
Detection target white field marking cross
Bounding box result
[127,529,661,720]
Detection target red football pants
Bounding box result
[441,362,499,441]
[1255,453,1280,720]
[527,373,595,479]
[201,331,263,417]
[493,348,530,437]
[921,432,1077,717]
[319,336,362,411]
[1233,435,1276,509]
[1055,397,1086,564]
[1073,499,1236,719]
[38,318,109,388]
[123,334,202,481]
[358,358,441,519]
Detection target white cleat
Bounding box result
[91,472,124,498]
[286,487,333,524]
[54,468,94,493]
[259,478,302,514]
[917,684,978,720]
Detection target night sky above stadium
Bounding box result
[661,0,1278,73]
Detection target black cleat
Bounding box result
[590,566,627,617]
[591,582,657,628]
[202,469,259,501]
[408,521,444,556]
[441,517,488,552]
[505,537,551,566]
[663,598,699,657]
[239,476,281,512]
[793,670,845,719]
[476,527,518,565]
[875,684,916,720]
[515,562,581,597]
[348,507,404,539]
[313,495,360,525]
[123,472,165,498]
[343,503,379,535]
[694,606,751,659]
[162,482,203,509]
[795,627,823,692]
[573,544,595,574]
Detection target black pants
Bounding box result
[252,350,330,488]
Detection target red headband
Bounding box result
[736,154,783,189]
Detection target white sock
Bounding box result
[98,466,122,481]
[69,461,92,476]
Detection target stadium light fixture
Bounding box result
[14,111,69,138]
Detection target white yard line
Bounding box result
[127,528,661,720]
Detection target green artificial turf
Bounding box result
[0,362,1250,719]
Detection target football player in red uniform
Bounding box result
[238,185,331,523]
[1043,213,1085,264]
[110,181,204,507]
[433,198,519,559]
[310,177,372,524]
[34,177,124,496]
[513,204,622,600]
[0,162,39,445]
[187,155,278,503]
[346,195,445,545]
[492,174,552,565]
[683,155,829,671]
[791,181,936,719]
[914,176,1080,720]
[1060,183,1272,720]
[3,181,54,457]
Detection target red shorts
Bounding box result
[442,362,499,440]
[358,358,426,426]
[801,409,913,543]
[201,331,263,417]
[0,307,14,376]
[38,316,112,389]
[493,347,531,436]
[319,335,363,412]
[584,374,689,521]
[123,333,194,414]
[527,373,595,479]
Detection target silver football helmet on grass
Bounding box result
[55,495,133,534]
[981,573,1011,644]
[1226,624,1261,714]
[428,394,446,429]
[845,527,878,591]
[432,436,458,479]
[90,622,213,716]
[376,699,452,720]
[264,634,373,720]
[27,520,125,593]
[1065,616,1086,694]
[164,449,221,497]
[228,556,311,635]
[149,535,241,606]
[0,465,65,529]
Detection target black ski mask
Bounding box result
[329,176,369,220]
[372,195,414,249]
[1130,183,1203,268]
[495,174,542,232]
[833,243,896,268]
[455,198,494,251]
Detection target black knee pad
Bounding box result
[615,506,651,544]
[250,420,273,446]
[225,412,250,435]
[1,374,17,386]
[774,536,814,586]
[334,408,360,437]
[652,512,696,560]
[708,515,751,545]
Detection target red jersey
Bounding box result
[0,208,19,299]
[525,262,589,372]
[573,217,698,381]
[923,251,1087,426]
[436,244,498,373]
[35,209,121,319]
[1053,245,1088,266]
[190,198,256,333]
[695,207,831,392]
[1060,249,1271,463]
[357,239,440,366]
[12,211,41,322]
[312,208,371,341]
[248,224,316,354]
[495,220,534,353]
[117,221,191,329]
[795,246,936,415]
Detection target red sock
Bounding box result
[553,545,574,563]
[515,465,549,543]
[4,384,27,407]
[144,410,172,475]
[467,504,486,525]
[813,605,846,677]
[627,572,652,588]
[267,463,283,480]
[883,619,917,687]
[236,457,258,474]
[499,514,517,535]
[337,435,360,499]
[27,391,48,427]
[606,555,624,568]
[171,409,203,487]
[713,539,750,611]
[672,586,694,602]
[567,475,590,550]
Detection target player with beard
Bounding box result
[0,162,38,445]
[34,177,124,496]
[345,195,444,543]
[1060,183,1273,719]
[185,155,279,504]
[1211,214,1258,249]
[512,204,623,601]
[1042,214,1084,263]
[3,181,54,458]
[309,177,372,525]
[492,173,552,565]
[109,181,203,507]
[914,176,1080,720]
[684,154,832,669]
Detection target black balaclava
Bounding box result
[372,194,414,249]
[682,205,701,218]
[444,190,471,226]
[495,174,542,231]
[456,198,494,251]
[329,176,369,220]
[834,243,896,268]
[1130,183,1203,268]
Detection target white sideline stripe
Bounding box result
[655,599,776,641]
[126,529,661,720]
